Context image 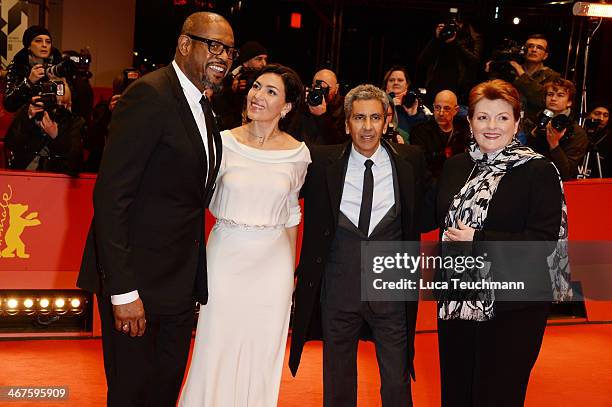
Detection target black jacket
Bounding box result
[77,65,222,315]
[4,105,84,176]
[3,47,63,113]
[289,140,432,377]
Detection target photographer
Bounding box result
[63,49,94,125]
[417,13,483,106]
[527,78,587,180]
[583,105,611,178]
[4,79,84,176]
[212,41,268,130]
[487,34,560,125]
[3,26,64,113]
[382,65,431,142]
[288,68,347,145]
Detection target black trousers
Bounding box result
[97,295,195,407]
[437,303,551,407]
[321,302,412,407]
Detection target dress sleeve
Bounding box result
[286,150,311,227]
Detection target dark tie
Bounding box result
[199,95,217,186]
[358,159,374,236]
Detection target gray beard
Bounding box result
[203,76,223,93]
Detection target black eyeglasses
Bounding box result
[185,34,239,60]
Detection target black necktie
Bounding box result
[358,159,374,236]
[199,95,216,186]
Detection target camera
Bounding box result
[488,38,527,82]
[536,109,572,135]
[439,20,458,42]
[31,80,67,122]
[307,80,330,107]
[44,57,78,80]
[382,123,399,143]
[584,118,602,132]
[403,88,427,108]
[122,68,141,90]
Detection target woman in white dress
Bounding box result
[179,64,311,406]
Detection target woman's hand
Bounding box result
[444,220,475,241]
[28,64,45,84]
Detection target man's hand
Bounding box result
[509,61,525,77]
[444,220,475,241]
[28,96,44,119]
[546,122,566,150]
[113,297,147,337]
[308,97,327,116]
[109,94,121,111]
[39,111,59,139]
[28,64,45,84]
[402,99,419,116]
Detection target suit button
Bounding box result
[316,257,322,264]
[324,229,330,236]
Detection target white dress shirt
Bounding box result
[111,61,213,305]
[339,143,395,236]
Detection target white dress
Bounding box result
[179,130,311,407]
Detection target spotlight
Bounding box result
[573,2,612,18]
[70,298,81,308]
[24,299,34,308]
[40,298,50,308]
[513,17,521,25]
[55,298,66,308]
[7,298,18,309]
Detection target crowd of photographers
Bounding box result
[1,21,610,179]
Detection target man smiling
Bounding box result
[78,12,235,406]
[291,84,431,406]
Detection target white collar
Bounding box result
[172,60,204,103]
[350,142,384,167]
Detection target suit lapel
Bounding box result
[326,142,351,226]
[384,140,415,221]
[164,66,207,187]
[204,118,223,206]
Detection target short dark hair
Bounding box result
[526,33,549,50]
[382,65,411,90]
[256,63,304,131]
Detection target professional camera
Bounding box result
[31,80,67,122]
[439,18,458,42]
[382,123,399,143]
[584,118,602,132]
[306,80,330,107]
[44,57,78,80]
[404,88,427,108]
[122,68,141,90]
[536,109,572,134]
[488,39,527,82]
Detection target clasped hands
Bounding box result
[443,220,475,242]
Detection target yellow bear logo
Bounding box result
[0,203,41,259]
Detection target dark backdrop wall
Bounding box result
[134,0,610,109]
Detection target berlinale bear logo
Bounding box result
[0,185,42,258]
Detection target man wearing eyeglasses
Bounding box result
[78,12,235,406]
[410,90,470,179]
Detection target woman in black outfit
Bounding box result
[435,79,572,406]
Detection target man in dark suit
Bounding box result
[289,84,430,406]
[77,12,235,406]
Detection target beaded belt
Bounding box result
[215,218,284,231]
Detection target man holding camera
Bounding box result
[410,90,470,179]
[3,26,65,113]
[582,105,611,178]
[417,13,483,106]
[4,78,83,176]
[289,68,347,145]
[527,78,587,180]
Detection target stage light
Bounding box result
[24,299,34,308]
[513,17,521,25]
[7,299,18,309]
[55,298,65,308]
[70,298,81,308]
[40,298,50,308]
[133,51,139,56]
[573,2,612,18]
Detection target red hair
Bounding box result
[468,79,521,121]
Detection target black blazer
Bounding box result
[435,153,563,307]
[289,140,430,377]
[77,65,222,315]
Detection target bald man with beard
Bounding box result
[289,68,348,145]
[410,90,470,178]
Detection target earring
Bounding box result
[280,112,286,119]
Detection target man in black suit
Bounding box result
[289,84,430,406]
[77,12,235,406]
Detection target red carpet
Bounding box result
[0,324,610,406]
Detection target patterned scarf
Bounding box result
[438,138,572,321]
